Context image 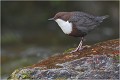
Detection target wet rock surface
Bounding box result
[8,39,119,79]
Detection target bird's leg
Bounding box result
[76,37,84,50]
[70,37,84,53]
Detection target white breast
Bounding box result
[55,19,72,34]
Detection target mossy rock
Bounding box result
[8,39,119,79]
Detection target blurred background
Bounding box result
[1,1,119,78]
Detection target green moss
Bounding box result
[20,69,33,79]
[8,68,33,79]
[21,73,31,79]
[8,69,21,79]
[63,48,75,54]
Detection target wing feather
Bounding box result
[69,12,99,31]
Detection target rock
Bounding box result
[8,39,119,79]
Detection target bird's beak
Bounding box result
[48,18,54,20]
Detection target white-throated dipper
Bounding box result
[48,11,108,53]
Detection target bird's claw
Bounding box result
[69,45,91,53]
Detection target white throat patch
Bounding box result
[55,19,72,34]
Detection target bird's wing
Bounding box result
[69,12,99,30]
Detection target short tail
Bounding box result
[101,15,109,20]
[96,15,109,23]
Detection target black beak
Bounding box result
[48,18,54,20]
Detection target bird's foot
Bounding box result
[78,45,91,51]
[69,47,81,53]
[81,45,91,50]
[70,45,91,53]
[69,48,79,53]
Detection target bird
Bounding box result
[48,11,109,53]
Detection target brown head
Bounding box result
[48,12,71,21]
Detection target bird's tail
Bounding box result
[96,15,109,23]
[101,15,109,19]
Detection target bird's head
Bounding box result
[48,12,69,21]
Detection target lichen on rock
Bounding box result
[8,39,120,79]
